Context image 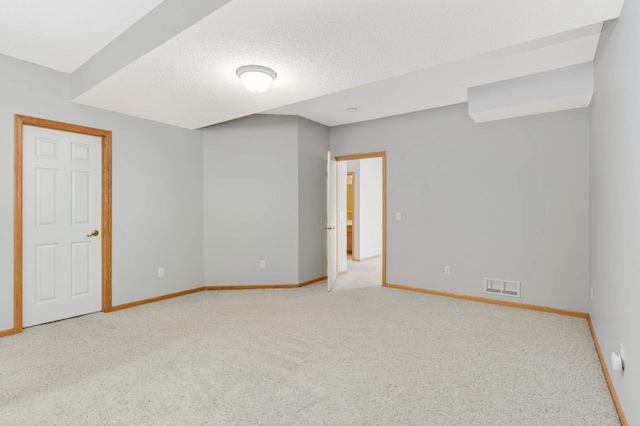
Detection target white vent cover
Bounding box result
[484,278,521,298]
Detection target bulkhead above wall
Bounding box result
[468,62,594,123]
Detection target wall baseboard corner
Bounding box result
[354,254,382,263]
[298,276,327,287]
[0,328,16,338]
[587,315,628,426]
[110,287,206,312]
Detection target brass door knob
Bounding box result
[87,230,99,237]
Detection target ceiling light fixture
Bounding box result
[236,65,277,93]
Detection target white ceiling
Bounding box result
[0,0,164,73]
[0,0,626,129]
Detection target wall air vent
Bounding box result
[484,278,521,298]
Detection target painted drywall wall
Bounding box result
[0,54,204,330]
[331,103,589,312]
[202,115,299,286]
[590,0,640,422]
[297,117,330,283]
[358,158,383,260]
[346,159,383,261]
[468,62,594,123]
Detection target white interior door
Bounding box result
[327,151,337,291]
[23,125,102,327]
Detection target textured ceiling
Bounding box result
[0,0,625,128]
[265,24,603,127]
[0,0,163,73]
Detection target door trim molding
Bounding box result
[335,151,386,286]
[14,115,113,334]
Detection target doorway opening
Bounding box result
[334,152,385,291]
[14,115,113,334]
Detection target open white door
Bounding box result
[327,151,338,291]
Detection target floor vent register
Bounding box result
[484,278,521,298]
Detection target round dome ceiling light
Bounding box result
[236,65,277,93]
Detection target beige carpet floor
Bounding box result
[333,256,382,291]
[0,283,619,425]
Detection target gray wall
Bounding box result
[297,117,329,283]
[0,55,204,330]
[468,62,594,123]
[590,0,640,422]
[331,104,589,311]
[202,115,299,286]
[357,158,383,260]
[346,159,383,260]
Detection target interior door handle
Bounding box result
[325,227,335,230]
[87,230,99,237]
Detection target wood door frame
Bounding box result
[14,115,113,334]
[335,151,386,286]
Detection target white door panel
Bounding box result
[327,151,337,291]
[23,125,102,327]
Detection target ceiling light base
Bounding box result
[236,65,277,93]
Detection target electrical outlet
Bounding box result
[260,260,266,269]
[396,212,402,220]
[158,268,165,278]
[444,266,451,275]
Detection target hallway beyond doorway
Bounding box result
[332,256,382,291]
